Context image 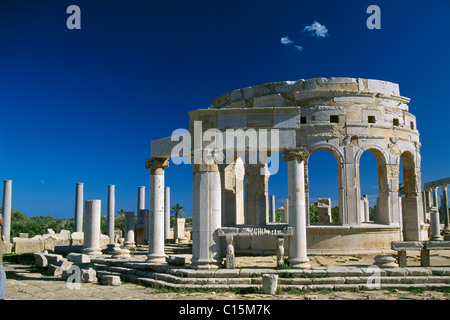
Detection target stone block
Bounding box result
[33,252,48,268]
[100,275,121,286]
[13,238,44,254]
[81,268,97,283]
[262,274,278,295]
[44,253,64,264]
[67,253,91,264]
[391,241,423,251]
[165,255,186,266]
[425,240,450,250]
[71,232,84,245]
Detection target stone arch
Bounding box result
[308,147,341,224]
[356,147,399,225]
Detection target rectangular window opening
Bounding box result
[393,118,399,126]
[300,116,307,124]
[410,121,415,130]
[330,115,339,123]
[368,116,376,124]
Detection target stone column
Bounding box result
[432,186,439,208]
[107,185,115,243]
[137,186,145,213]
[442,185,450,238]
[283,148,310,269]
[124,211,136,248]
[164,187,171,241]
[430,207,442,240]
[74,182,84,232]
[82,200,102,255]
[136,186,147,245]
[270,195,276,222]
[190,158,222,269]
[2,180,12,243]
[145,157,169,263]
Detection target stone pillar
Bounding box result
[244,163,270,225]
[430,207,442,240]
[283,148,310,269]
[74,182,84,232]
[164,187,170,241]
[145,157,169,263]
[2,180,12,243]
[220,159,245,226]
[283,199,289,223]
[190,158,222,269]
[82,200,102,255]
[361,194,370,222]
[317,198,332,223]
[107,185,115,243]
[339,146,361,225]
[174,218,188,244]
[124,211,136,248]
[270,195,276,222]
[136,186,147,245]
[442,185,450,237]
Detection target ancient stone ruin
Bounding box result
[148,77,427,269]
[2,77,450,293]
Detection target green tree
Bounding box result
[171,204,185,219]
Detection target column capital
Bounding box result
[145,157,169,174]
[282,147,310,162]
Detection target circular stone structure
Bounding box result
[148,77,427,266]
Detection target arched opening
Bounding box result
[308,149,340,224]
[359,150,379,223]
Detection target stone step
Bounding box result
[95,263,450,291]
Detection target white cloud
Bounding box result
[295,45,304,52]
[303,21,329,38]
[280,36,293,45]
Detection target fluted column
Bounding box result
[190,157,222,269]
[2,180,12,243]
[74,182,84,232]
[283,148,310,269]
[145,157,169,263]
[107,185,115,243]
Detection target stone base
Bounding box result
[288,258,310,269]
[176,237,189,244]
[189,258,222,270]
[146,254,166,263]
[82,247,102,256]
[373,255,399,268]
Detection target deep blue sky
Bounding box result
[1,0,449,219]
